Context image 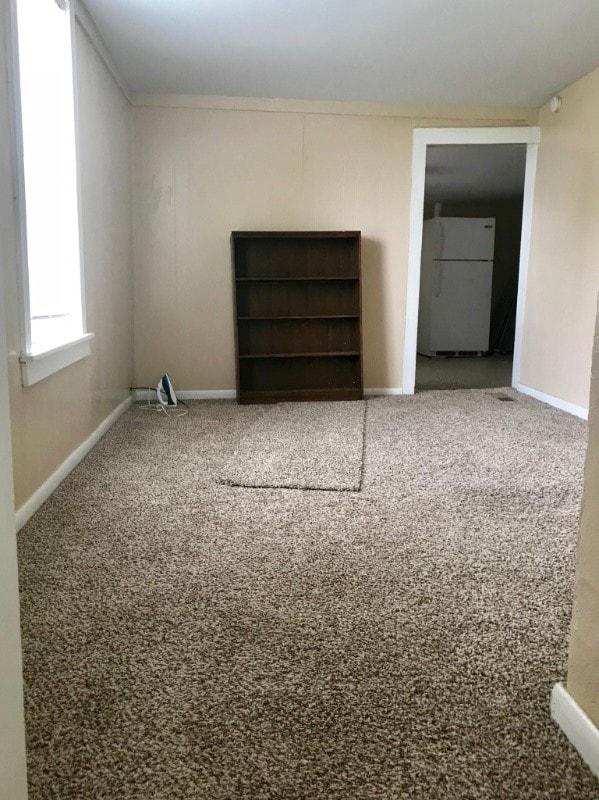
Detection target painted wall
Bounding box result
[520,68,599,409]
[4,19,134,509]
[0,3,29,796]
[132,97,537,392]
[567,294,599,726]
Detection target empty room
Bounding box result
[1,2,599,799]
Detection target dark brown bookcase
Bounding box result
[231,231,363,404]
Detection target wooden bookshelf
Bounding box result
[231,232,363,404]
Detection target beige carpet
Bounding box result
[218,400,366,491]
[17,389,599,799]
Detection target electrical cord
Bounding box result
[129,386,189,417]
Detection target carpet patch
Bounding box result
[217,400,366,491]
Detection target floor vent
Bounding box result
[494,393,515,402]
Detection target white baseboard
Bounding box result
[15,395,133,532]
[136,388,404,401]
[364,388,403,396]
[133,389,236,401]
[551,682,599,778]
[136,389,406,401]
[174,389,237,400]
[516,384,588,420]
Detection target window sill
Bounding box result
[19,333,95,387]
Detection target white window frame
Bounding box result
[9,0,94,387]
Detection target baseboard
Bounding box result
[133,389,236,401]
[15,395,133,532]
[135,388,403,401]
[516,384,588,420]
[175,389,237,400]
[364,388,403,397]
[551,683,599,778]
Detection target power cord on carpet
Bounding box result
[130,387,189,417]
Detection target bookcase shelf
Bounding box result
[239,352,361,359]
[235,276,359,282]
[232,232,363,404]
[238,315,360,321]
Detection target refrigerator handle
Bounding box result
[434,261,443,297]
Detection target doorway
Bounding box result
[415,143,526,391]
[403,127,540,395]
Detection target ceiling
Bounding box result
[83,0,599,106]
[424,145,527,203]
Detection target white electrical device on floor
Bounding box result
[156,373,177,408]
[139,373,187,416]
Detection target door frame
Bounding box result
[0,247,27,800]
[0,0,28,795]
[402,126,541,394]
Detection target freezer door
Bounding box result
[429,260,493,352]
[426,217,495,261]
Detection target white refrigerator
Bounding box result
[417,217,495,357]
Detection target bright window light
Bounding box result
[15,0,83,354]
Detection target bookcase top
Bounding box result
[232,231,361,239]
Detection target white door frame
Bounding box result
[0,0,29,795]
[402,126,541,394]
[0,255,27,800]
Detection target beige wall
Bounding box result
[5,20,134,509]
[520,68,599,409]
[132,98,537,391]
[567,295,599,726]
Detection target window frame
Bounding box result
[9,0,94,387]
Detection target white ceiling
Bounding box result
[424,145,527,203]
[83,0,599,106]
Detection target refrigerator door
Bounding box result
[430,217,495,261]
[429,260,493,352]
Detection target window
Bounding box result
[13,0,93,385]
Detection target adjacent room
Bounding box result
[1,2,599,800]
[415,144,527,392]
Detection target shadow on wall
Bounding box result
[361,237,388,387]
